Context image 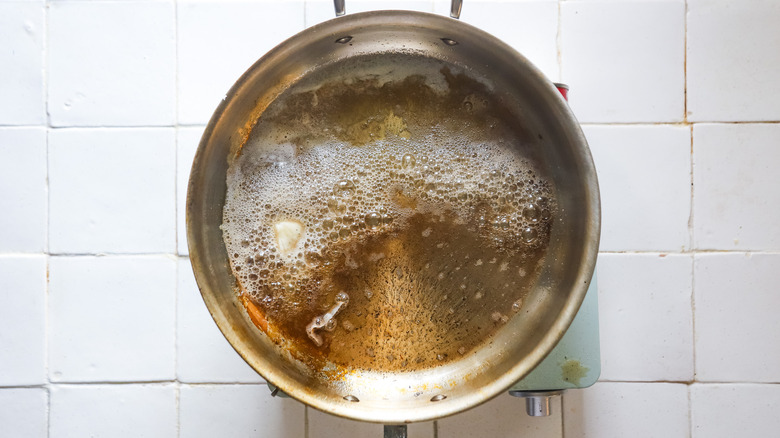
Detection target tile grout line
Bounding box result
[556,0,562,82]
[174,0,181,265]
[595,380,780,386]
[597,379,693,384]
[689,148,698,438]
[688,124,694,250]
[46,380,181,386]
[175,382,182,438]
[173,2,182,436]
[0,384,49,390]
[683,0,689,125]
[687,382,693,438]
[685,14,699,438]
[560,390,566,438]
[44,125,181,129]
[43,1,52,437]
[684,0,694,250]
[304,405,309,438]
[689,124,698,377]
[580,120,780,126]
[45,254,51,438]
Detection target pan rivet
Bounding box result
[430,394,447,402]
[335,36,353,44]
[343,395,360,402]
[440,38,458,46]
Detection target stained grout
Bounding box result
[43,2,52,437]
[683,0,689,124]
[688,124,694,251]
[595,380,780,386]
[687,380,693,438]
[175,383,181,438]
[688,72,698,399]
[0,384,49,390]
[560,394,566,438]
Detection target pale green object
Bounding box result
[510,274,600,391]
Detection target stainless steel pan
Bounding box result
[187,0,599,426]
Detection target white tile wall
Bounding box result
[692,123,780,251]
[179,384,305,438]
[597,254,693,382]
[0,388,48,438]
[0,256,47,386]
[50,384,177,438]
[48,256,176,382]
[694,253,780,383]
[687,0,780,122]
[585,125,691,252]
[177,0,305,125]
[561,1,685,123]
[49,128,176,254]
[691,384,780,438]
[434,0,560,81]
[0,128,47,253]
[563,382,689,438]
[0,3,45,125]
[48,1,176,127]
[1,0,779,436]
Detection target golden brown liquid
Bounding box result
[222,55,555,373]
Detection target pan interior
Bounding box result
[188,11,598,423]
[223,52,556,371]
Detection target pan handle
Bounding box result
[334,0,345,16]
[450,0,463,19]
[333,0,463,19]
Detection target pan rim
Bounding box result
[187,9,600,424]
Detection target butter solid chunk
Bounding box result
[274,220,304,255]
